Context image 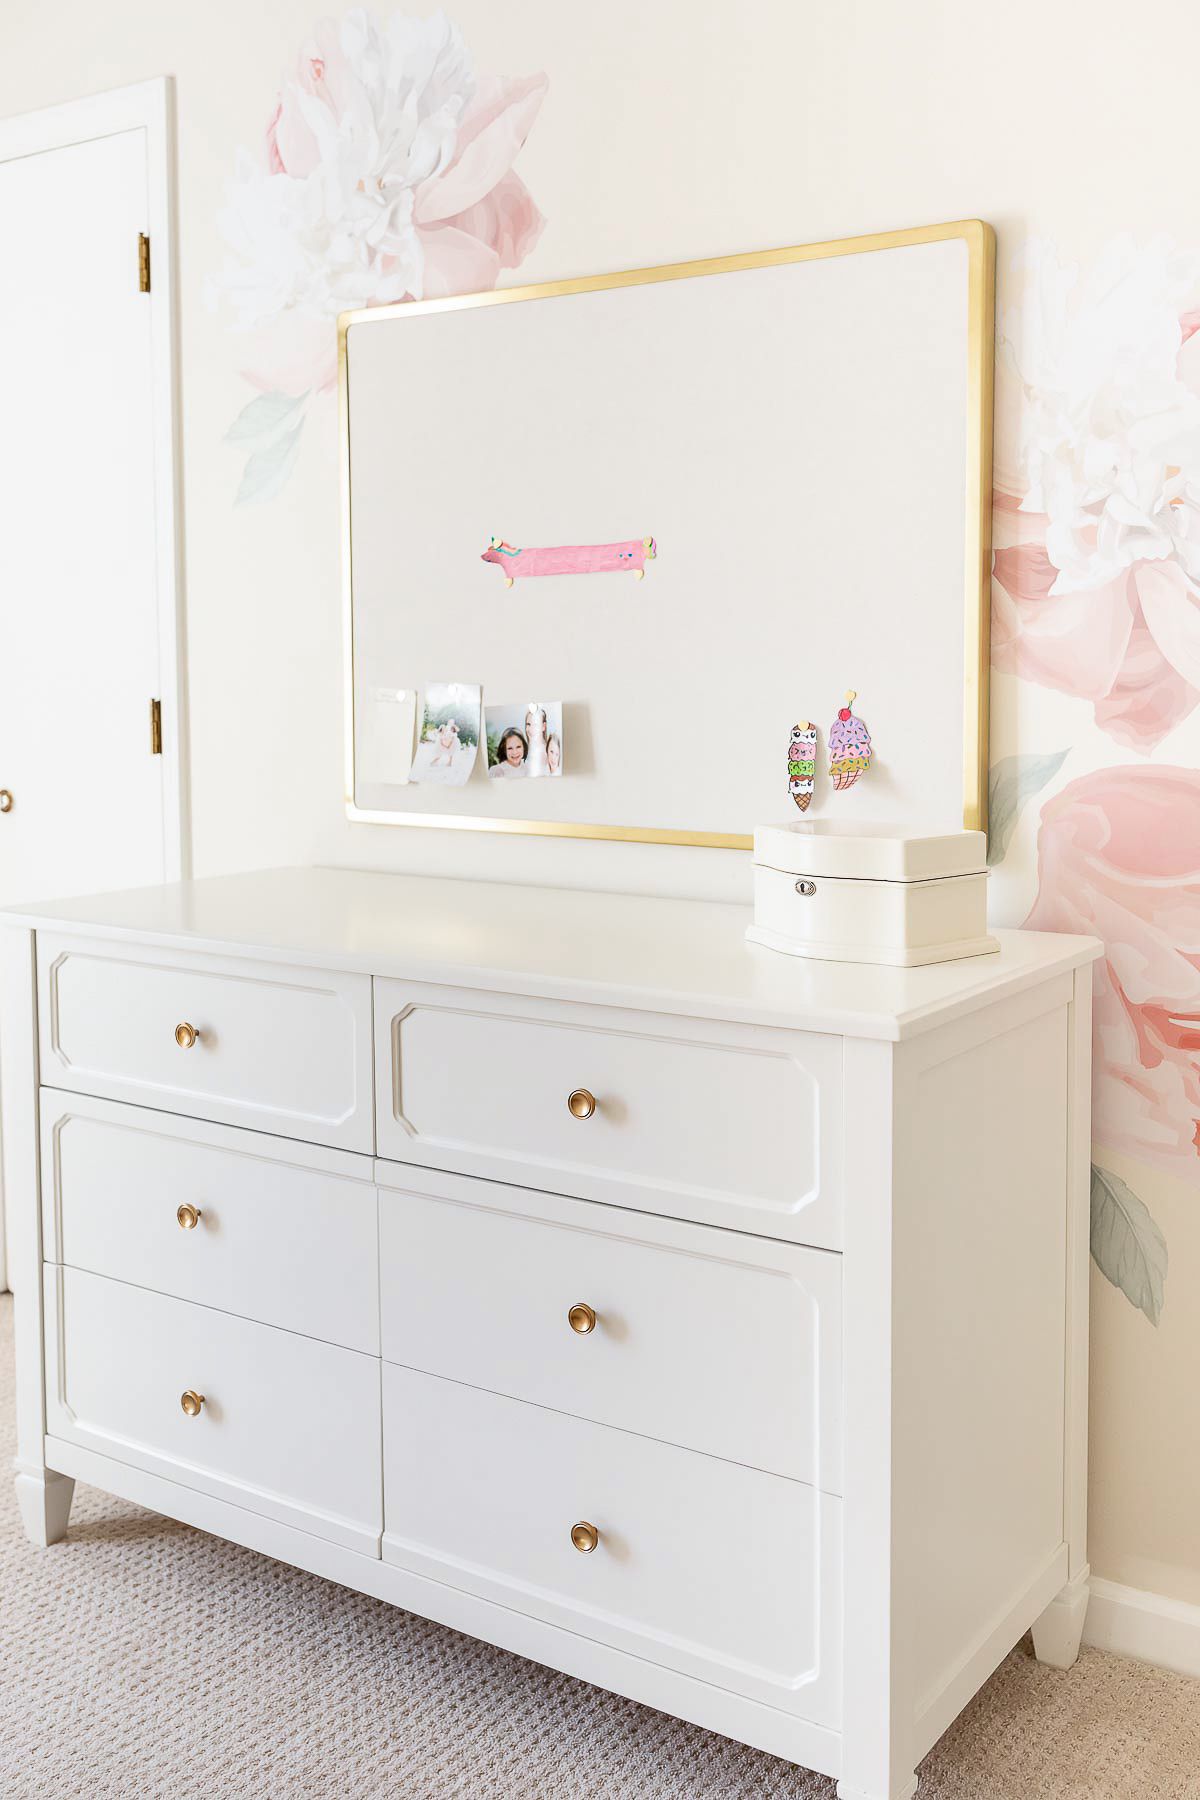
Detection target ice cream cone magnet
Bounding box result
[787,722,818,812]
[828,691,873,791]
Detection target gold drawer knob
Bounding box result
[174,1021,198,1050]
[0,789,12,814]
[570,1521,599,1554]
[567,1303,597,1335]
[176,1203,202,1231]
[567,1088,596,1120]
[180,1390,205,1417]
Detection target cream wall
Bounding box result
[3,0,1197,1610]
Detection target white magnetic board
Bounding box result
[342,224,992,846]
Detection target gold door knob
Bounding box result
[174,1022,198,1049]
[570,1521,599,1554]
[0,790,12,814]
[179,1390,205,1417]
[567,1303,597,1334]
[176,1203,202,1231]
[567,1088,596,1120]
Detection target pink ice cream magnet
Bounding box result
[828,690,873,791]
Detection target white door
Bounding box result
[0,126,170,900]
[0,81,183,1287]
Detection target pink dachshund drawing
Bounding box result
[481,536,657,586]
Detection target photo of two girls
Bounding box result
[485,701,564,779]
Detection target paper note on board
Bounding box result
[359,687,417,785]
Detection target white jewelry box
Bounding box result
[746,821,998,967]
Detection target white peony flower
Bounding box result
[214,10,475,334]
[1002,236,1200,594]
[209,8,547,501]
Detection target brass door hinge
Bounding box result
[138,232,151,293]
[150,698,163,755]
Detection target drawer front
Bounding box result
[374,980,843,1247]
[44,1266,382,1553]
[38,934,373,1152]
[383,1364,842,1724]
[42,1093,379,1354]
[378,1167,841,1488]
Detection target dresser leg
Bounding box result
[836,1776,917,1800]
[15,1467,75,1546]
[1031,1567,1090,1669]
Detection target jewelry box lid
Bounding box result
[753,820,988,883]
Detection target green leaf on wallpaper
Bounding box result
[1090,1164,1168,1326]
[234,419,306,507]
[987,749,1070,866]
[224,389,309,446]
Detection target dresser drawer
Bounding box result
[383,1364,841,1723]
[374,980,843,1246]
[37,934,373,1152]
[41,1093,378,1354]
[378,1167,841,1488]
[43,1267,382,1553]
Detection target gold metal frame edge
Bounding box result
[340,218,994,851]
[962,220,995,836]
[343,800,751,849]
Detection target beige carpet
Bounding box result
[0,1297,1197,1799]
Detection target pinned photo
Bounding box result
[486,701,563,779]
[410,682,482,786]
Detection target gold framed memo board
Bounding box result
[340,218,994,849]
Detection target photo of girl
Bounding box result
[410,682,481,786]
[486,701,564,779]
[491,725,528,778]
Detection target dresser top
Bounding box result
[1,865,1100,1041]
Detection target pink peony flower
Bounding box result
[1025,766,1200,1175]
[991,493,1200,753]
[992,237,1200,751]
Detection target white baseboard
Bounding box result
[1083,1577,1200,1679]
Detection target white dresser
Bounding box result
[0,867,1100,1800]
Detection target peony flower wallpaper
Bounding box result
[210,8,547,502]
[993,236,1200,1325]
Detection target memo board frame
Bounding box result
[339,217,995,850]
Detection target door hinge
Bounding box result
[138,232,151,293]
[150,698,163,755]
